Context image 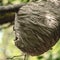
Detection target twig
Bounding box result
[7,54,24,59]
[24,54,29,60]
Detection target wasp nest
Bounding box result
[14,1,60,56]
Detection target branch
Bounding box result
[0,12,15,25]
[0,3,26,25]
[0,3,26,13]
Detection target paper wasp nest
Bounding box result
[14,1,60,56]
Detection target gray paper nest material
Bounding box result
[14,1,60,56]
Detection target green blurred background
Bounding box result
[0,0,60,60]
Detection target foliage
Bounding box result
[0,0,60,60]
[0,0,30,5]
